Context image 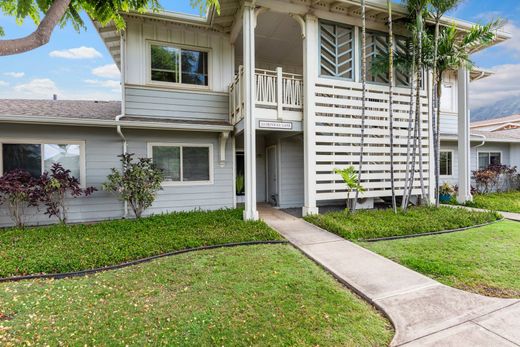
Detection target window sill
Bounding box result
[161,181,214,187]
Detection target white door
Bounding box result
[266,146,278,206]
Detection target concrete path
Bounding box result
[444,204,520,222]
[259,206,520,346]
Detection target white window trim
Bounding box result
[147,142,214,186]
[146,40,212,91]
[477,150,503,170]
[0,138,87,187]
[439,150,454,178]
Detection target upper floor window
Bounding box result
[319,22,354,80]
[150,44,208,86]
[366,31,389,84]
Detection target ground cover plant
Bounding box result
[0,245,393,346]
[0,209,281,278]
[305,206,501,241]
[465,191,520,213]
[362,220,520,298]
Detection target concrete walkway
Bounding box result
[259,206,520,346]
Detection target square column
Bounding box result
[242,3,258,220]
[457,67,472,203]
[302,14,319,216]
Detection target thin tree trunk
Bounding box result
[432,21,441,207]
[406,44,421,208]
[388,0,397,213]
[415,16,427,204]
[402,48,416,210]
[354,0,367,212]
[0,0,72,56]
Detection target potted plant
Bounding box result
[439,182,454,203]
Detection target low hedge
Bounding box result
[0,209,282,278]
[305,206,501,241]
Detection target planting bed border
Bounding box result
[0,240,288,283]
[360,219,503,243]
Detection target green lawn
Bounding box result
[0,209,282,278]
[0,245,393,346]
[465,191,520,213]
[304,206,501,241]
[362,220,520,298]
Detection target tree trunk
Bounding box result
[402,48,416,210]
[387,0,397,213]
[354,0,367,212]
[432,21,441,207]
[415,15,427,204]
[0,0,72,56]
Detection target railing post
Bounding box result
[276,67,283,119]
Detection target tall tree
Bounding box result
[0,0,219,56]
[387,0,397,213]
[429,0,462,207]
[353,0,367,212]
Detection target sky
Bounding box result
[0,0,519,111]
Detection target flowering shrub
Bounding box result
[103,153,163,218]
[39,163,97,224]
[0,170,40,228]
[472,164,519,194]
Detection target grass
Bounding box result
[465,191,520,213]
[0,245,393,346]
[362,220,520,298]
[304,206,501,241]
[0,209,282,278]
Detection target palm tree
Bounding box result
[429,0,462,207]
[387,0,397,213]
[353,0,367,212]
[335,167,366,211]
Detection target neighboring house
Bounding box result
[0,0,509,226]
[440,114,520,188]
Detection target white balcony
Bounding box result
[229,66,303,125]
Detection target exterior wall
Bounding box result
[0,124,234,227]
[278,135,304,208]
[125,86,229,122]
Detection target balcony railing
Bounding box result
[229,66,303,124]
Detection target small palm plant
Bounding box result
[334,167,366,212]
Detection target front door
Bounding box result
[266,145,278,206]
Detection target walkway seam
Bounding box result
[471,321,520,346]
[373,283,441,301]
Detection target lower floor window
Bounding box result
[440,151,453,176]
[1,142,83,181]
[149,143,212,184]
[478,152,501,170]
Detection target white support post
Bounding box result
[276,67,283,119]
[427,70,436,204]
[302,14,319,216]
[243,3,259,221]
[457,67,472,203]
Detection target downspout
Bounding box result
[116,31,129,218]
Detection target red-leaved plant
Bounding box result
[39,163,96,224]
[0,170,40,228]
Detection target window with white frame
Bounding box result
[478,152,501,169]
[149,143,212,184]
[150,43,208,86]
[440,151,453,176]
[1,141,84,182]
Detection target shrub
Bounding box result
[103,153,163,218]
[0,170,40,228]
[334,166,365,211]
[39,163,96,224]
[472,165,519,194]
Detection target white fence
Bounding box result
[229,66,303,124]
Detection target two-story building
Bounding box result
[0,0,509,226]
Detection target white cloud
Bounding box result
[85,79,121,90]
[49,46,102,59]
[4,72,25,78]
[498,22,520,58]
[13,78,59,97]
[0,80,9,87]
[91,64,120,79]
[470,64,520,109]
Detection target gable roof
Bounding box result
[471,114,520,129]
[0,99,121,120]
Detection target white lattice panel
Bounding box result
[314,78,430,200]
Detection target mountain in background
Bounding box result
[471,95,520,121]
